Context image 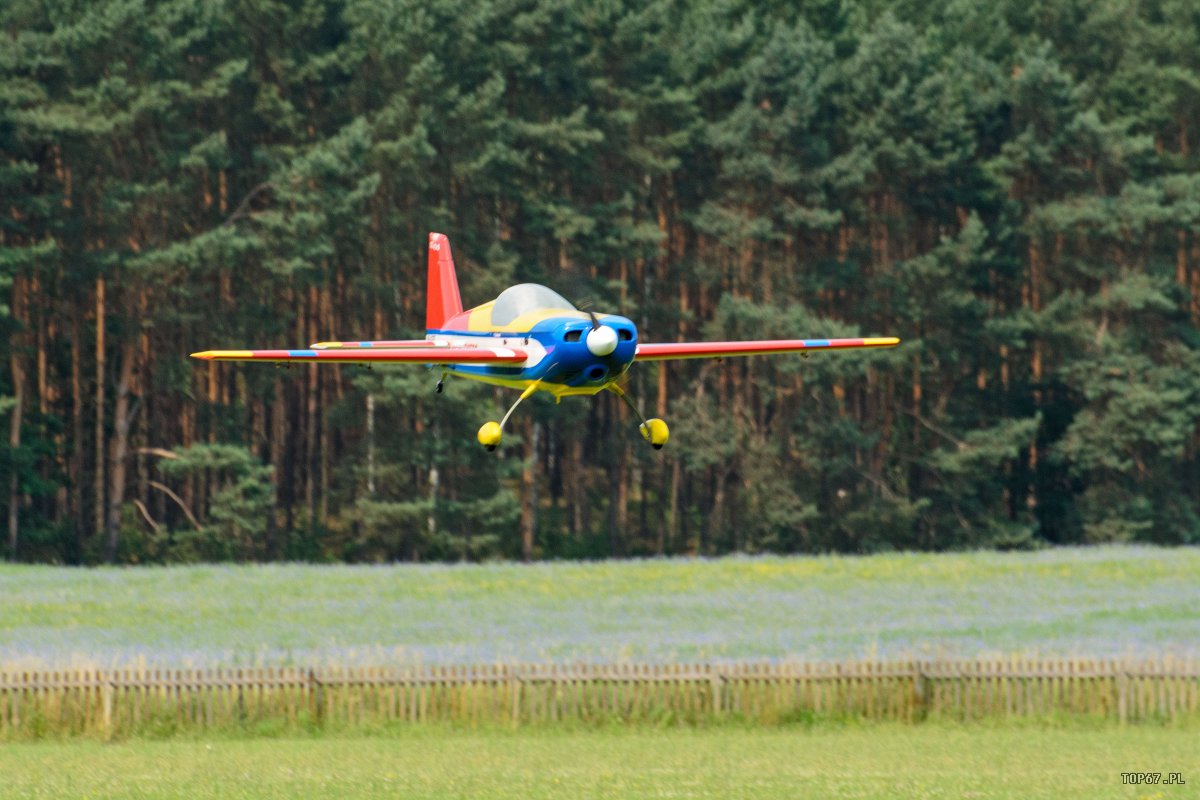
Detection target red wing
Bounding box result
[634,337,900,361]
[191,346,527,364]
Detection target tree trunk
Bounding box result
[34,281,47,416]
[268,376,286,558]
[710,469,725,556]
[427,419,439,547]
[520,419,539,562]
[305,288,318,532]
[567,437,583,537]
[319,284,334,525]
[365,392,376,495]
[667,458,681,555]
[105,343,137,563]
[7,354,24,558]
[607,435,627,558]
[94,276,106,541]
[71,313,85,560]
[617,443,629,548]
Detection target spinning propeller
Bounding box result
[585,309,618,357]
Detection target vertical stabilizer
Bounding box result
[426,232,463,331]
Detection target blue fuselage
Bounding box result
[429,314,638,396]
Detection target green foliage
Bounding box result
[1057,343,1200,543]
[3,0,1200,562]
[153,444,274,562]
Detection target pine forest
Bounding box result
[3,0,1200,564]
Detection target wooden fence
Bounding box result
[1,657,1197,738]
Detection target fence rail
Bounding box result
[1,657,1197,738]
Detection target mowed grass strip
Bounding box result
[0,725,1193,800]
[2,546,1199,667]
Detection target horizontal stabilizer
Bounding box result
[634,337,899,361]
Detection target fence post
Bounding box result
[509,666,521,728]
[913,662,928,721]
[101,671,113,741]
[235,669,245,724]
[308,669,323,728]
[710,666,723,718]
[1117,665,1128,726]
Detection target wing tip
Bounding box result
[191,350,256,360]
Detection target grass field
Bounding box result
[2,546,1197,667]
[0,725,1194,799]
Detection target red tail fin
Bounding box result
[426,232,463,330]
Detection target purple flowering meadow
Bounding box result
[0,546,1195,668]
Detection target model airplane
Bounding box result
[192,233,899,450]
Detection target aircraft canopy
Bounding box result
[491,283,577,325]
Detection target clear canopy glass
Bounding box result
[490,283,577,325]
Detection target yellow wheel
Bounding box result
[477,421,502,451]
[639,418,669,449]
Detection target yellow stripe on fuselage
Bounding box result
[465,303,607,334]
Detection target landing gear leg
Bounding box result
[435,372,446,394]
[607,384,670,450]
[478,381,541,451]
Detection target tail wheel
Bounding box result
[639,418,670,450]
